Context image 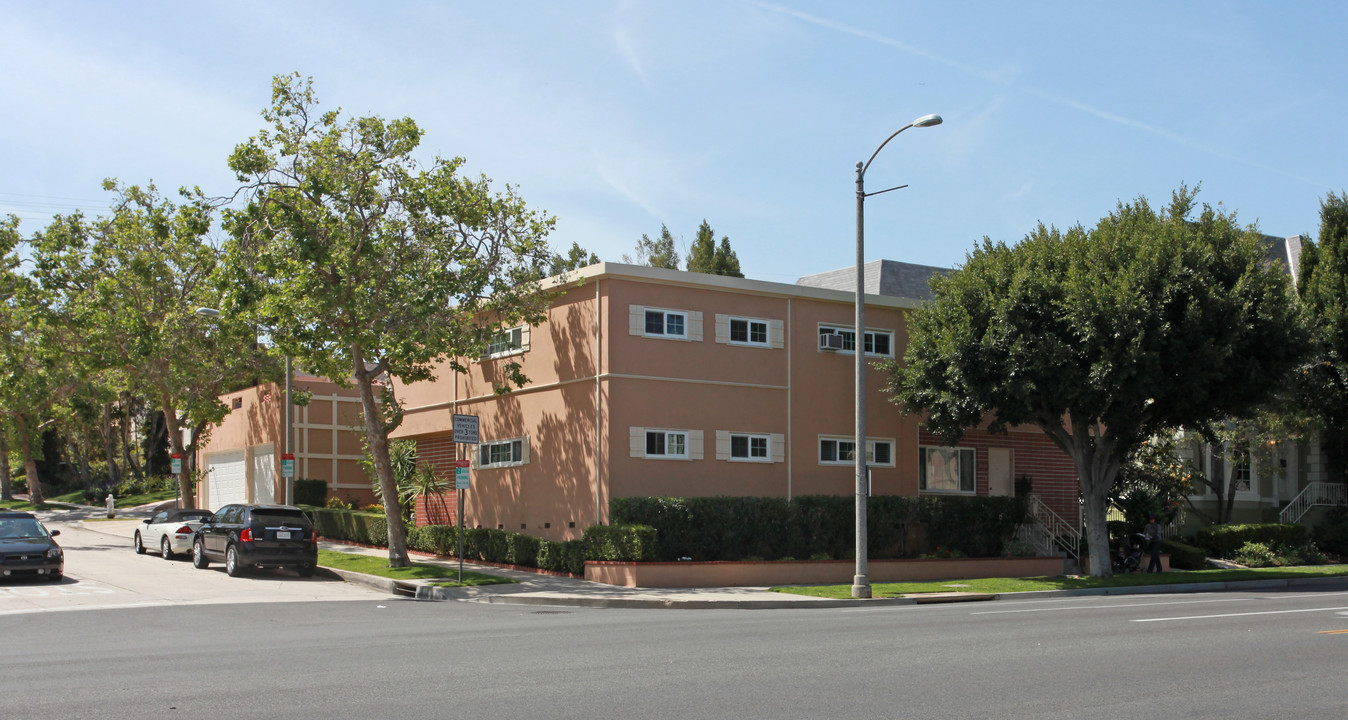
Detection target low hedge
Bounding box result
[1162,538,1207,570]
[1313,506,1348,557]
[1193,523,1309,559]
[609,495,1028,562]
[583,523,657,562]
[293,478,327,508]
[404,524,587,576]
[308,507,391,547]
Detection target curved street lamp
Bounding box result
[853,113,942,599]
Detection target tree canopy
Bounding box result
[624,224,680,269]
[885,187,1311,577]
[1295,192,1348,480]
[687,220,743,277]
[547,241,600,276]
[222,74,555,566]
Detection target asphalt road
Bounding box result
[6,572,1348,718]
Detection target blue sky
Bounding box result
[2,1,1344,283]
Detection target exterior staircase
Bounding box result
[1278,482,1348,524]
[1016,494,1081,562]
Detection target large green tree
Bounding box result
[223,75,555,567]
[80,181,278,507]
[547,241,600,276]
[885,187,1311,577]
[1295,192,1348,481]
[624,224,680,269]
[686,220,743,277]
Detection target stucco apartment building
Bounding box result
[392,261,1081,542]
[195,374,369,510]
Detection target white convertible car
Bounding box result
[134,508,214,559]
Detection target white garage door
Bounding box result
[251,445,275,505]
[207,449,247,510]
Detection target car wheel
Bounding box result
[49,572,63,582]
[161,536,174,560]
[225,545,244,577]
[134,532,145,554]
[192,539,209,569]
[297,564,316,578]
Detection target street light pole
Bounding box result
[852,113,942,599]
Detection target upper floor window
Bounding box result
[731,433,770,461]
[819,325,893,357]
[919,446,975,493]
[730,318,769,346]
[645,309,687,338]
[485,327,525,358]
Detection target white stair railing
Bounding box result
[1279,482,1348,524]
[1025,494,1081,561]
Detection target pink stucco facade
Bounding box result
[391,263,1081,541]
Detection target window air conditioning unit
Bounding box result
[819,333,844,351]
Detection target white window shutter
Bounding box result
[689,430,704,460]
[630,427,645,458]
[519,437,530,465]
[688,311,703,341]
[471,445,481,468]
[629,305,645,335]
[771,433,785,463]
[520,326,531,351]
[716,430,730,460]
[715,314,730,344]
[770,319,785,349]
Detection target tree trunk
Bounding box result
[72,440,92,491]
[1041,418,1121,578]
[352,345,410,567]
[102,402,121,486]
[160,393,195,508]
[18,416,45,506]
[0,428,13,502]
[119,395,144,483]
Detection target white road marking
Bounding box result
[0,600,171,616]
[1133,605,1348,622]
[973,591,1348,616]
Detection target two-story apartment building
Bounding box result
[391,261,1081,542]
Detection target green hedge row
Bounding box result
[1313,506,1348,556]
[1193,523,1309,559]
[1162,538,1207,570]
[401,523,654,576]
[609,495,1029,561]
[293,479,327,508]
[308,507,389,546]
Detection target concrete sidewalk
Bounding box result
[50,502,1348,610]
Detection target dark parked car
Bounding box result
[0,511,63,581]
[192,504,318,578]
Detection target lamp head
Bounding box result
[911,114,943,128]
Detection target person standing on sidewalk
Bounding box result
[1145,515,1164,573]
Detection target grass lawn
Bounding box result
[0,498,80,511]
[317,549,516,587]
[771,564,1348,598]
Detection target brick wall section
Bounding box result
[414,434,458,526]
[919,428,1080,527]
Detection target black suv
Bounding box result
[0,511,63,581]
[192,505,318,578]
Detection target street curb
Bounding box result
[994,575,1348,601]
[457,593,920,610]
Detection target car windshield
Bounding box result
[0,518,49,539]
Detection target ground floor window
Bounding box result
[479,438,525,468]
[820,437,894,466]
[919,446,975,493]
[730,433,770,461]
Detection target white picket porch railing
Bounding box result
[1279,482,1348,524]
[1017,495,1081,561]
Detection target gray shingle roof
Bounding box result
[796,260,953,301]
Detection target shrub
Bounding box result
[610,494,1027,561]
[293,478,327,507]
[918,546,967,559]
[1312,506,1348,558]
[583,524,657,561]
[1193,523,1309,559]
[308,507,391,546]
[538,540,587,575]
[325,496,352,510]
[361,504,385,513]
[1003,537,1038,558]
[1233,541,1281,568]
[506,532,541,567]
[1161,538,1206,570]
